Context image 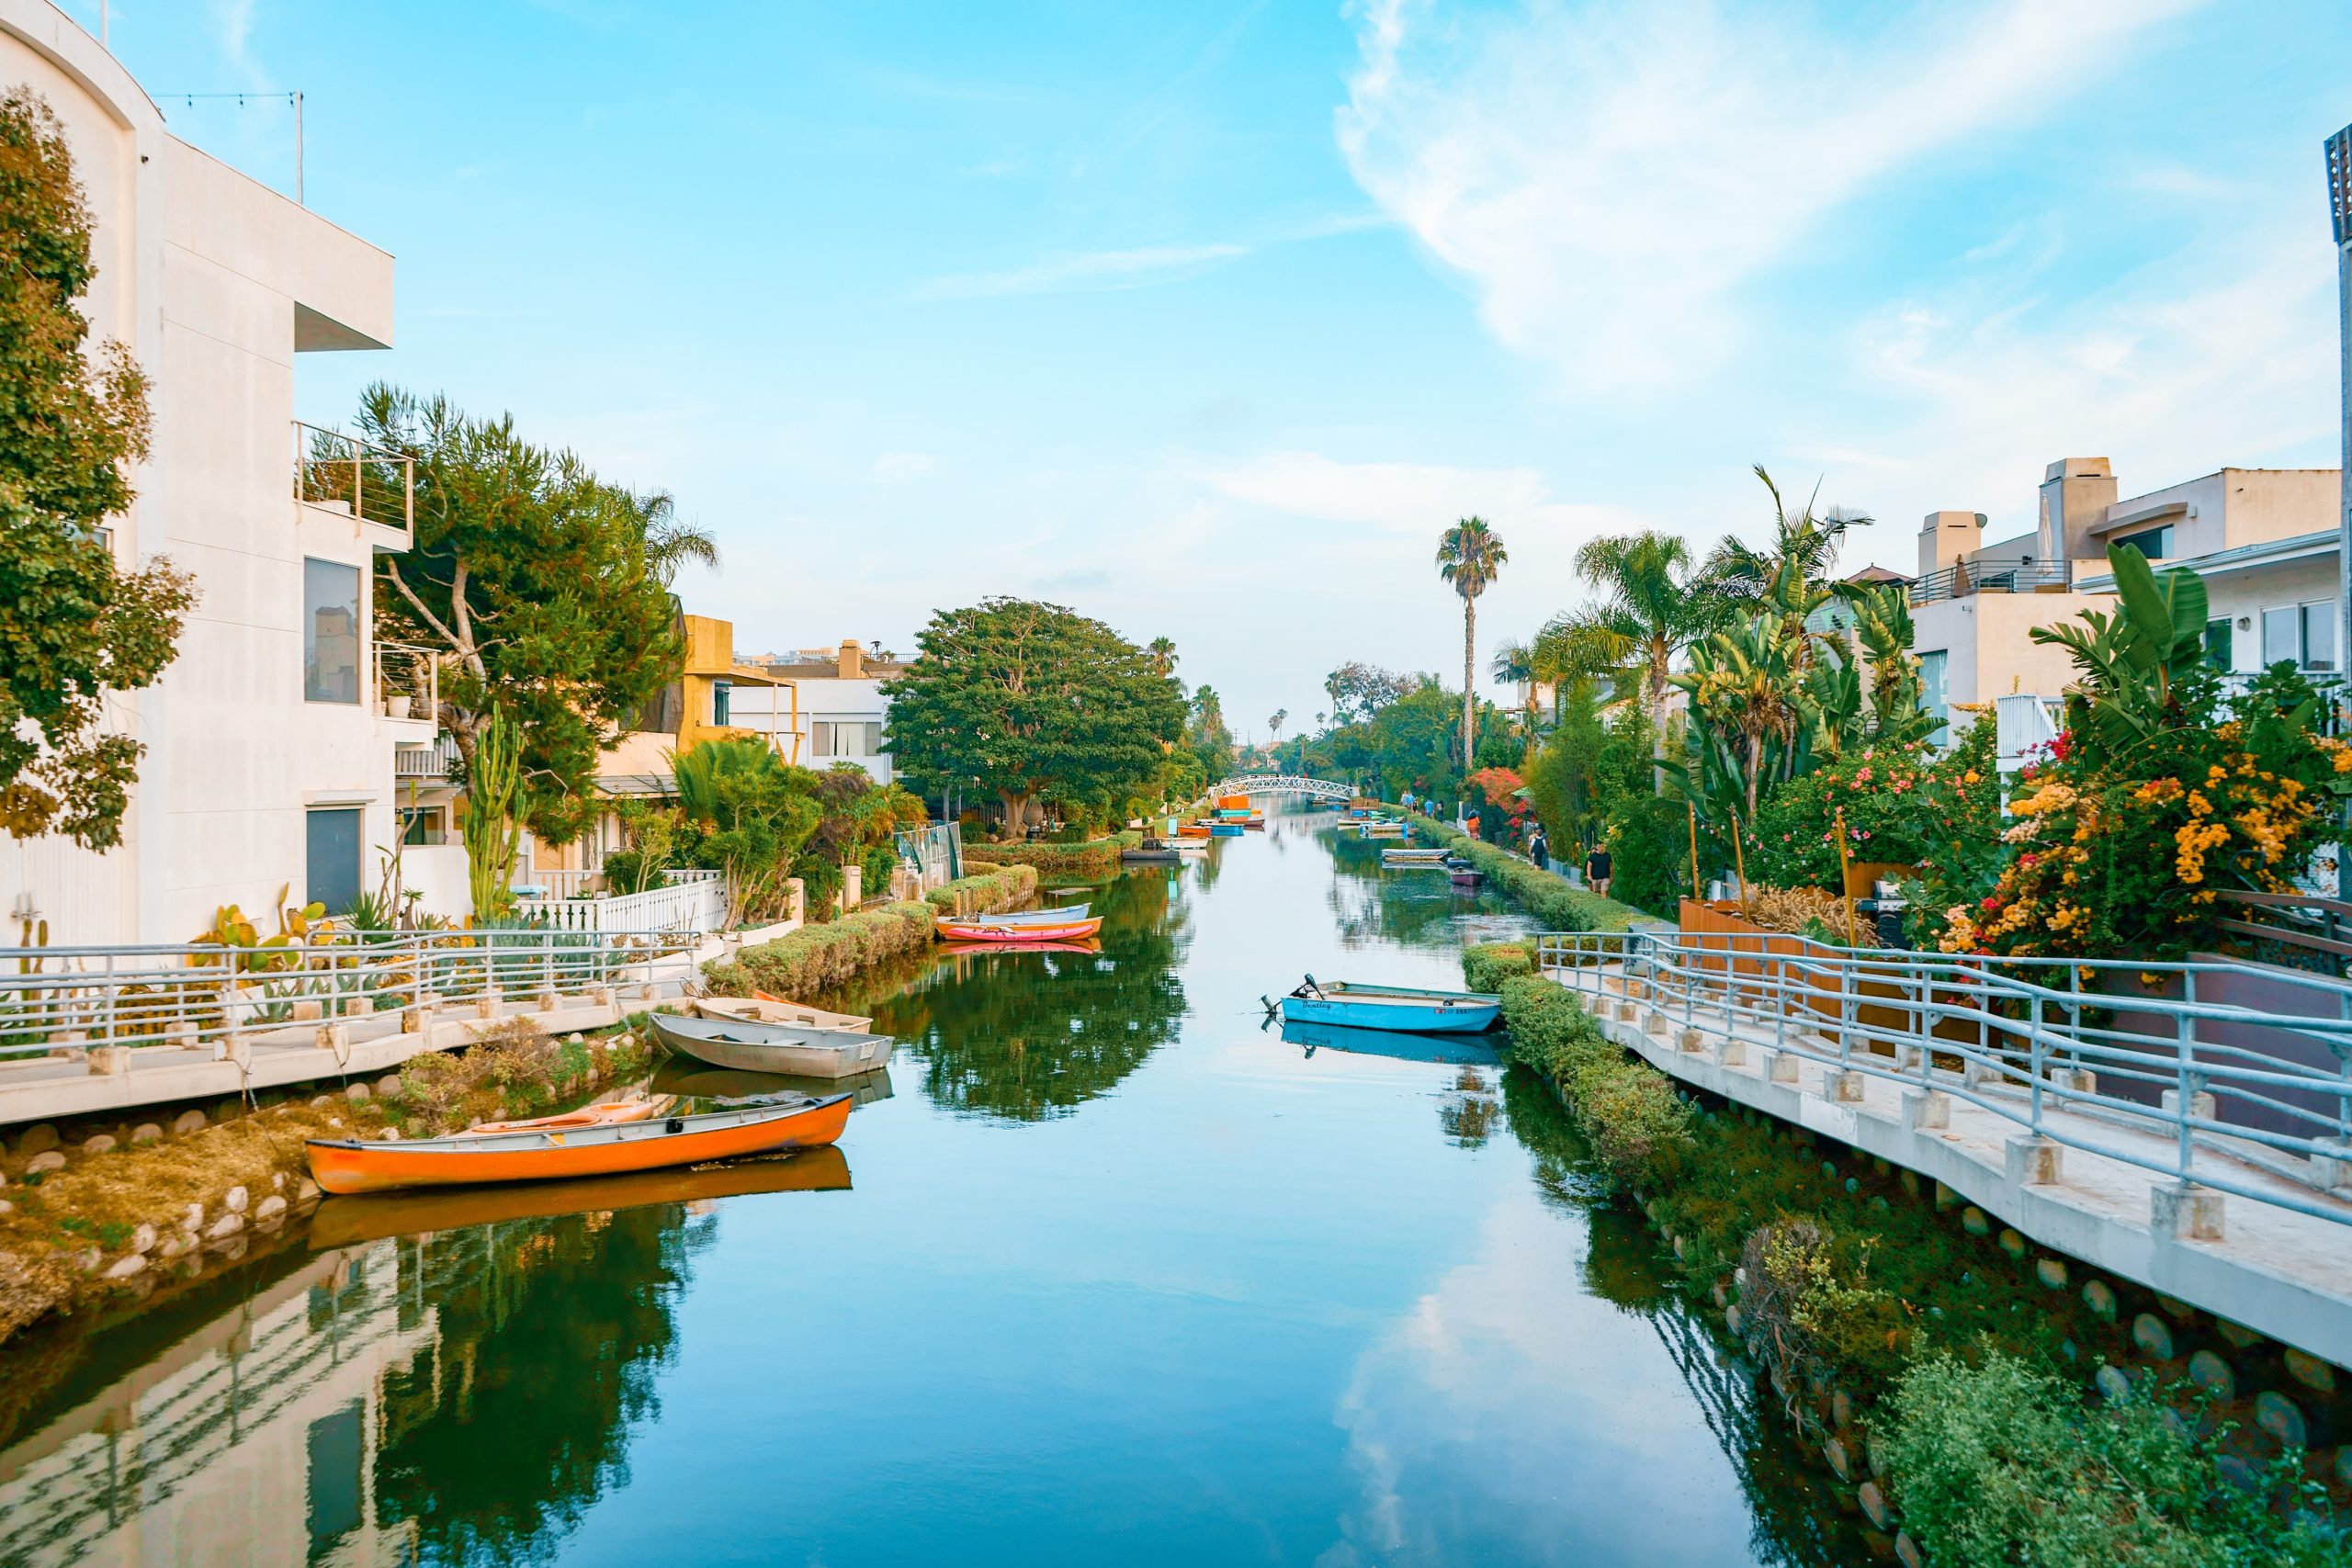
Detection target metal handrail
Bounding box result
[0,928,694,1064]
[1906,558,2074,605]
[293,419,414,538]
[1532,927,2352,1226]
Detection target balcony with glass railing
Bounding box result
[294,420,413,547]
[1906,558,2075,606]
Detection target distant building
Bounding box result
[731,641,907,786]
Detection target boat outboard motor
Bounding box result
[1853,879,1911,950]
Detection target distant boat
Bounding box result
[936,937,1101,957]
[1121,845,1183,864]
[1268,976,1502,1034]
[1382,847,1449,866]
[652,1011,896,1077]
[1448,865,1486,889]
[652,1058,895,1109]
[1209,822,1245,837]
[309,1144,854,1245]
[307,1096,853,1195]
[1279,1018,1502,1065]
[979,901,1093,922]
[934,914,1105,942]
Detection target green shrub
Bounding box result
[981,830,1139,875]
[703,902,936,998]
[1462,941,1533,993]
[922,863,1040,917]
[1494,977,1694,1188]
[1600,794,1694,919]
[1886,1349,2344,1568]
[1413,818,1646,931]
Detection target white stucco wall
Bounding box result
[0,1,410,943]
[729,675,898,784]
[2203,554,2341,673]
[1912,591,2113,712]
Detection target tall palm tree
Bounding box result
[1702,466,1871,627]
[1148,637,1178,680]
[1489,638,1538,750]
[1436,517,1508,766]
[634,489,720,585]
[1534,531,1720,794]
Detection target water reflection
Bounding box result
[1322,834,1522,948]
[869,871,1190,1122]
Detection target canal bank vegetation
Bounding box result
[980,831,1141,877]
[1409,820,1648,932]
[1481,963,2349,1566]
[0,1019,652,1348]
[700,862,1039,998]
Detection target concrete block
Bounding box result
[536,990,558,1011]
[1614,1001,1638,1024]
[2006,1135,2063,1187]
[290,999,322,1022]
[1902,1090,1951,1131]
[1713,1038,1747,1068]
[2160,1089,2218,1122]
[1676,1027,1705,1054]
[86,1045,131,1077]
[1824,1069,1866,1104]
[2153,1182,2224,1243]
[592,986,616,1007]
[475,996,501,1021]
[1642,1010,1668,1037]
[2312,1139,2352,1193]
[401,1008,428,1034]
[1766,1052,1800,1086]
[346,996,374,1018]
[314,1024,350,1054]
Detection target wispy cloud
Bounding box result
[1335,0,2210,393]
[872,451,936,483]
[916,243,1250,300]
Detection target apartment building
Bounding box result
[733,640,906,785]
[0,1,433,943]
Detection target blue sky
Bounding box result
[78,0,2352,737]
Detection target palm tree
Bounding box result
[1489,638,1538,750]
[1148,637,1178,680]
[1534,531,1720,794]
[1436,517,1508,766]
[1268,709,1286,769]
[1702,466,1871,626]
[634,489,720,585]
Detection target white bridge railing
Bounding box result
[512,868,726,936]
[1534,929,2352,1228]
[1209,773,1354,802]
[0,927,696,1066]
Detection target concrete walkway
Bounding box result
[1552,962,2352,1370]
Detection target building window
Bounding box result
[306,807,362,915]
[810,720,835,757]
[712,680,730,728]
[862,721,885,756]
[2109,524,2172,559]
[2203,618,2232,671]
[303,558,363,704]
[399,805,447,846]
[2263,602,2338,671]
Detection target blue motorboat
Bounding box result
[1210,821,1246,837]
[1266,976,1501,1034]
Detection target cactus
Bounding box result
[464,710,524,920]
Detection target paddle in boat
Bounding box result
[1264,975,1502,1035]
[306,1094,853,1195]
[933,914,1104,942]
[652,1010,896,1077]
[469,1099,665,1135]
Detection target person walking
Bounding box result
[1584,839,1612,901]
[1527,824,1548,871]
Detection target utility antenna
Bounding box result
[159,90,305,205]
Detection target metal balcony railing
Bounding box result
[374,642,439,723]
[1906,558,2075,605]
[294,420,413,540]
[393,734,458,779]
[1533,929,2352,1226]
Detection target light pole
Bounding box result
[2331,123,2350,893]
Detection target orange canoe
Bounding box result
[1176,823,1213,838]
[933,915,1104,942]
[469,1100,661,1135]
[306,1095,852,1195]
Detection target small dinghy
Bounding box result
[933,914,1104,942]
[985,902,1092,921]
[1122,845,1183,864]
[652,1010,895,1077]
[1448,864,1486,889]
[307,1095,852,1195]
[694,996,874,1032]
[1266,976,1502,1035]
[1382,847,1449,866]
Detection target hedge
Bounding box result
[975,830,1140,876]
[704,863,1039,998]
[1410,818,1650,931]
[1461,940,1534,994]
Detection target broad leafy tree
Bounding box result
[882,598,1184,836]
[0,89,195,849]
[356,384,706,843]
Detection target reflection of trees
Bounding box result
[1498,1067,1865,1568]
[1322,833,1528,950]
[374,1202,707,1565]
[874,872,1190,1122]
[1438,1066,1499,1147]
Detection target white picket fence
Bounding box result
[512,868,727,935]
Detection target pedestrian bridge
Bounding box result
[1209,774,1355,803]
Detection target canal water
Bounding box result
[0,807,1865,1567]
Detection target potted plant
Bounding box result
[384,693,413,720]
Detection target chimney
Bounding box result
[837,638,862,680]
[2037,457,2117,563]
[1917,510,1985,578]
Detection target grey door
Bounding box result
[306,807,363,915]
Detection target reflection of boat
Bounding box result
[1448,865,1486,889]
[937,938,1102,957]
[1271,977,1501,1034]
[651,1011,896,1076]
[1382,847,1448,866]
[307,1095,853,1194]
[1121,846,1182,864]
[1280,1017,1502,1065]
[695,996,874,1032]
[308,1145,853,1247]
[1168,839,1208,858]
[651,1058,895,1108]
[934,915,1104,942]
[470,1099,662,1134]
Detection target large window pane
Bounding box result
[2262,606,2300,668]
[1917,649,1950,749]
[810,720,835,757]
[2203,618,2233,671]
[2302,602,2337,672]
[862,721,885,756]
[306,807,362,915]
[303,558,361,704]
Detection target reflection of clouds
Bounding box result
[1324,1190,1768,1567]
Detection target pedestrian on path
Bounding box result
[1585,840,1612,901]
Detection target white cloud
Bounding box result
[1335,0,2209,393]
[871,451,936,483]
[916,243,1250,300]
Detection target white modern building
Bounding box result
[0,1,449,944]
[730,640,905,785]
